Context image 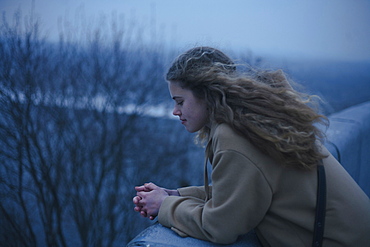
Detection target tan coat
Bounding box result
[158,123,370,246]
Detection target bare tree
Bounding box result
[0,10,203,247]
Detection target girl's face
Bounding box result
[168,81,209,133]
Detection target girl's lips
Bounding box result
[181,119,186,124]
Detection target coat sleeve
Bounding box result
[178,186,212,200]
[158,149,273,244]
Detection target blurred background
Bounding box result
[1,0,369,246]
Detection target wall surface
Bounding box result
[324,101,370,197]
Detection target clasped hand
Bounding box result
[133,182,179,220]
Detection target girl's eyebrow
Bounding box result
[172,96,182,100]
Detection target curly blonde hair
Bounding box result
[166,47,328,169]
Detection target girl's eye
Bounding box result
[177,101,183,106]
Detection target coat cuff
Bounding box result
[158,195,177,228]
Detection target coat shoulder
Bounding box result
[211,123,258,155]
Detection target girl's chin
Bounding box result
[185,126,200,133]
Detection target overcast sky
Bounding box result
[2,0,370,61]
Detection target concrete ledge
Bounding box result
[127,101,370,246]
[127,223,261,247]
[323,101,370,197]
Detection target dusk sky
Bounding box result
[2,0,370,61]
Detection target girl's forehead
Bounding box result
[169,82,188,96]
[168,81,204,103]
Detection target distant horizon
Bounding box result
[1,0,370,62]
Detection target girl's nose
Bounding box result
[173,107,181,116]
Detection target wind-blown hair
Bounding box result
[166,46,328,169]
